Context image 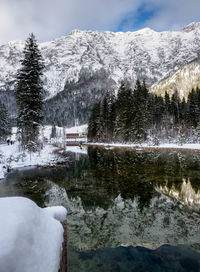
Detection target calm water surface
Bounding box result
[1,146,200,271]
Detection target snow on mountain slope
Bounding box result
[150,58,200,99]
[0,22,200,99]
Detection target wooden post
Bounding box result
[59,221,68,272]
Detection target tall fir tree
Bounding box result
[99,95,109,141]
[88,102,101,141]
[132,80,149,142]
[0,100,11,140]
[107,94,116,140]
[15,33,44,151]
[171,90,181,125]
[115,82,133,142]
[187,88,199,128]
[163,91,172,140]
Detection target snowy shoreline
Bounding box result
[86,142,200,152]
[0,142,63,180]
[0,123,88,180]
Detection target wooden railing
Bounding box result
[59,221,68,272]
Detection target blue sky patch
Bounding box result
[116,5,158,32]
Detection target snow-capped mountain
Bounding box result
[0,22,200,125]
[150,58,200,99]
[1,22,200,97]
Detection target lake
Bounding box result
[1,146,200,271]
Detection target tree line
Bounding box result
[88,80,200,144]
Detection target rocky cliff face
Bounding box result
[1,22,200,124]
[150,58,200,99]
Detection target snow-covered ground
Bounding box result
[65,145,87,155]
[0,142,60,179]
[0,125,88,180]
[0,197,67,272]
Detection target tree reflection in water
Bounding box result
[2,146,200,271]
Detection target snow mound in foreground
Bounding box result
[0,197,67,272]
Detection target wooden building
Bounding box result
[66,132,87,145]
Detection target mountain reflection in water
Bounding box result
[157,178,200,211]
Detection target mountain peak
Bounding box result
[182,22,200,32]
[69,29,85,36]
[138,27,154,33]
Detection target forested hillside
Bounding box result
[43,68,115,126]
[88,80,200,144]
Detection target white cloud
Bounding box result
[0,0,199,44]
[0,0,141,43]
[143,0,200,31]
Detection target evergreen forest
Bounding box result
[88,80,200,144]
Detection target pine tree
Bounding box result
[88,102,101,141]
[132,80,149,142]
[15,34,44,151]
[107,94,116,140]
[99,95,109,141]
[179,97,187,123]
[164,91,171,114]
[115,82,133,142]
[0,100,11,140]
[163,91,172,140]
[187,88,199,128]
[171,91,181,125]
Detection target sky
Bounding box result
[0,0,199,44]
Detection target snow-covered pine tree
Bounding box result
[115,82,133,142]
[15,33,44,151]
[107,94,116,140]
[0,100,11,140]
[132,80,149,143]
[187,88,200,128]
[99,95,109,141]
[88,102,101,142]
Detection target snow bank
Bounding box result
[0,142,61,179]
[0,125,88,180]
[0,197,67,272]
[65,145,88,155]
